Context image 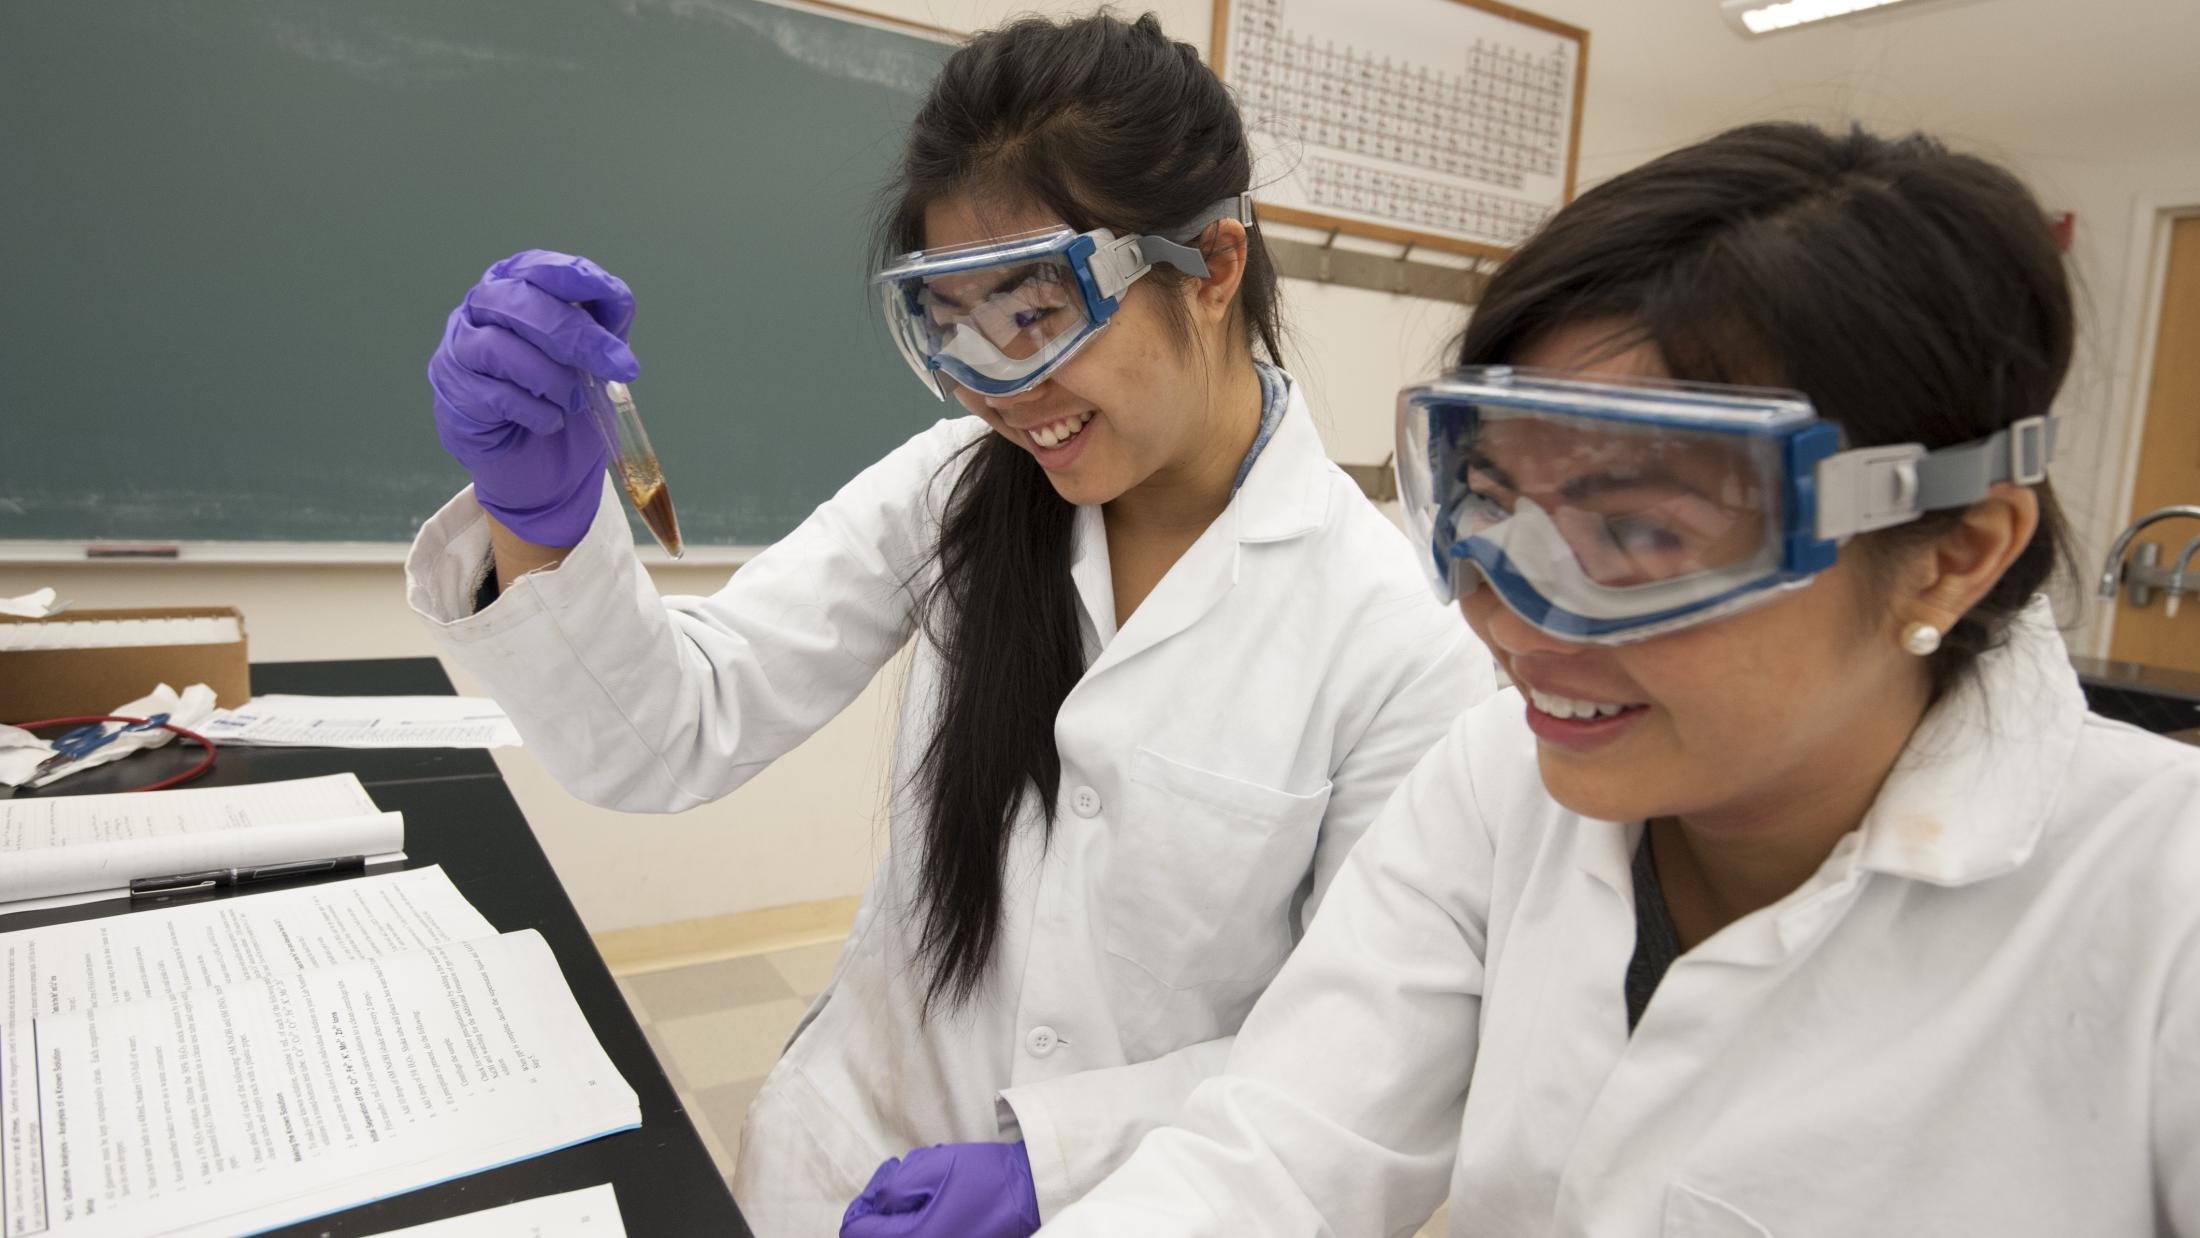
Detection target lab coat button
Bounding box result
[1070,786,1102,818]
[1026,1026,1059,1057]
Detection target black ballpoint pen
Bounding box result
[128,856,367,897]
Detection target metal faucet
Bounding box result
[2099,505,2200,605]
[2167,530,2200,617]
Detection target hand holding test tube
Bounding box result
[582,374,684,557]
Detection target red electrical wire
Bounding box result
[10,714,219,792]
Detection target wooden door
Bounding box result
[2109,214,2200,673]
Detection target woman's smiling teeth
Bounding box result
[1028,411,1094,449]
[1526,687,1638,720]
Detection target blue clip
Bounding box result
[35,714,172,777]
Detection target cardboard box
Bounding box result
[0,606,251,724]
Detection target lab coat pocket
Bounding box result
[1107,746,1333,991]
[1664,1183,1773,1238]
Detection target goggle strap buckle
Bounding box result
[1816,414,2060,540]
[1816,444,1926,540]
[2006,415,2054,486]
[1090,234,1151,301]
[983,193,1253,305]
[1120,193,1255,289]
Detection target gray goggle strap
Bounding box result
[1815,414,2058,540]
[1089,193,1256,300]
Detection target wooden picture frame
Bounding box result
[1212,0,1589,259]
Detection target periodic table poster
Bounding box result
[1214,0,1587,258]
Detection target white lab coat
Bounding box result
[404,378,1496,1235]
[1041,598,2200,1237]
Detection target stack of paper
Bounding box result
[0,772,404,908]
[0,614,241,651]
[370,1184,626,1236]
[201,695,524,749]
[0,868,640,1237]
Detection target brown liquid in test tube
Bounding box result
[622,455,682,557]
[585,377,683,557]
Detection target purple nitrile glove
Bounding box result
[841,1141,1042,1238]
[426,249,641,548]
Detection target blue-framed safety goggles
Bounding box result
[874,194,1254,400]
[1396,367,2059,644]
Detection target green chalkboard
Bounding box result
[0,0,954,545]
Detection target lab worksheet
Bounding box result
[199,697,523,749]
[0,868,639,1237]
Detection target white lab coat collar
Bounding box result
[1228,377,1334,545]
[1066,375,1334,674]
[1068,504,1118,650]
[1852,595,2082,887]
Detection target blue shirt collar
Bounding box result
[1231,361,1291,493]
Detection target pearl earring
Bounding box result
[1900,622,1943,657]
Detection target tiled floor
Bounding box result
[613,940,842,1195]
[612,940,1449,1235]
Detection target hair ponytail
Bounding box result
[884,12,1283,1011]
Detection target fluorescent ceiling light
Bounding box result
[1721,0,1927,35]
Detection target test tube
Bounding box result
[582,374,684,558]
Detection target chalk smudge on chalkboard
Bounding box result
[642,0,942,92]
[258,15,585,87]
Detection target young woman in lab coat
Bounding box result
[1040,123,2200,1237]
[406,13,1493,1237]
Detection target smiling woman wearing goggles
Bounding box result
[1044,123,2200,1238]
[407,12,1493,1238]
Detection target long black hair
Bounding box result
[1460,122,2076,698]
[880,13,1287,1012]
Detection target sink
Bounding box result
[2071,654,2200,737]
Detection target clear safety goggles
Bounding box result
[874,194,1254,400]
[1396,367,2059,644]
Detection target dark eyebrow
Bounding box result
[1558,469,1701,502]
[1467,452,1712,504]
[925,264,1047,312]
[1463,448,1515,491]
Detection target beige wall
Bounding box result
[10,0,2196,932]
[2,560,905,930]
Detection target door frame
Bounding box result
[2087,189,2200,656]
